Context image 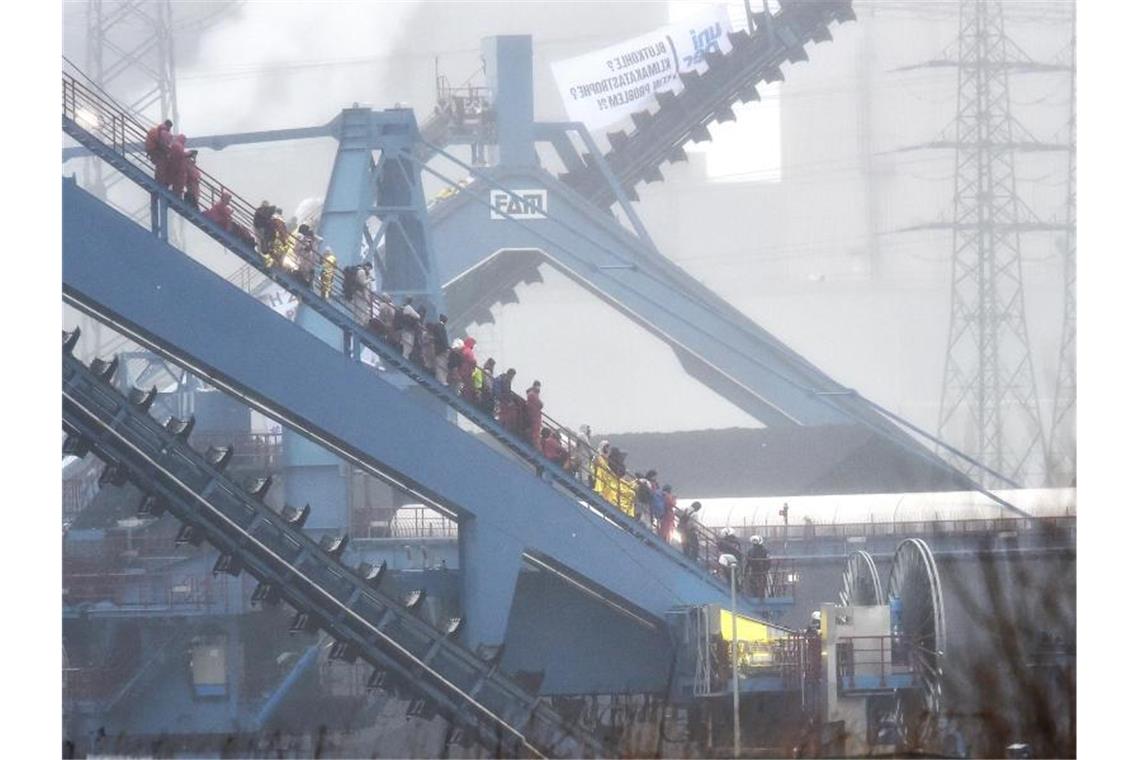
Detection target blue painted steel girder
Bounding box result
[62,179,758,650]
[288,107,446,530]
[315,107,443,310]
[432,166,853,427]
[427,165,974,489]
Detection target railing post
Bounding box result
[149,193,169,241]
[881,637,887,687]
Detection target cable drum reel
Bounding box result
[839,549,884,607]
[886,538,947,750]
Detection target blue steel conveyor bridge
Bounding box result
[62,64,786,720]
[61,69,757,610]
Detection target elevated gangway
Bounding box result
[62,70,774,638]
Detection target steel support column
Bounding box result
[286,106,447,531]
[459,517,524,652]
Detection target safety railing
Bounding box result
[388,506,458,539]
[835,635,914,693]
[770,632,822,689]
[738,558,797,601]
[191,432,283,470]
[63,467,101,520]
[63,570,228,612]
[63,66,356,304]
[63,529,193,568]
[434,82,494,128]
[700,630,822,695]
[730,514,1076,544]
[62,63,733,594]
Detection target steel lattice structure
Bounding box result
[75,0,182,358]
[83,0,179,201]
[1048,29,1076,486]
[935,0,1049,486]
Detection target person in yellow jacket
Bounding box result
[616,476,637,518]
[318,249,336,299]
[593,442,619,506]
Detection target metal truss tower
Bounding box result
[78,0,181,357]
[935,0,1050,486]
[1048,29,1076,486]
[83,0,179,200]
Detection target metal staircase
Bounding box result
[63,340,601,759]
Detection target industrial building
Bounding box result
[55,1,1078,757]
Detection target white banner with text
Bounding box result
[551,8,734,132]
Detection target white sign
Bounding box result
[490,188,548,220]
[551,8,735,132]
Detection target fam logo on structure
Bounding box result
[490,189,548,220]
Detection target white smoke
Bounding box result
[177,2,420,134]
[293,197,324,230]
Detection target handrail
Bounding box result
[62,72,324,278]
[61,66,739,597]
[835,635,914,692]
[63,570,227,611]
[727,514,1076,543]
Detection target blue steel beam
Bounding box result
[286,105,446,533]
[60,101,480,163]
[411,28,981,490]
[427,162,942,440]
[430,169,824,427]
[253,639,324,729]
[62,121,339,162]
[483,35,537,168]
[62,179,764,638]
[421,142,1017,494]
[288,105,445,535]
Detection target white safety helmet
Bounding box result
[811,610,821,622]
[750,535,762,545]
[722,527,735,538]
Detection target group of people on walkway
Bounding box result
[145,119,201,209]
[714,528,774,598]
[141,119,780,585]
[590,452,679,540]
